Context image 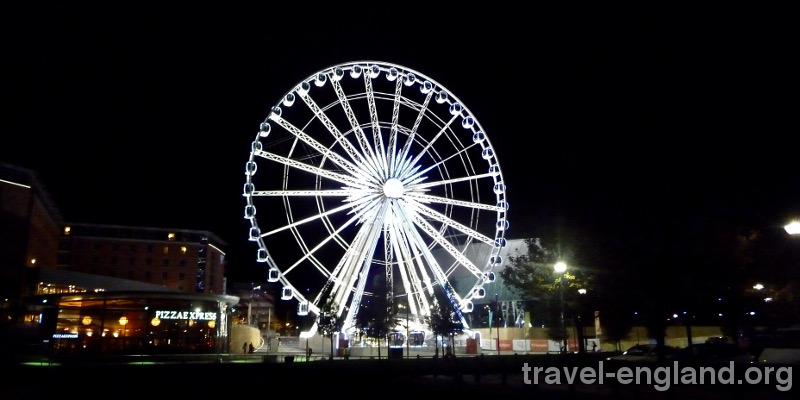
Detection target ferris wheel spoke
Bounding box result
[388,217,429,317]
[255,149,370,189]
[404,192,505,213]
[329,202,385,302]
[399,141,481,185]
[390,214,428,291]
[409,201,495,246]
[268,114,382,185]
[386,75,403,176]
[391,210,435,299]
[364,73,389,179]
[298,92,382,179]
[337,203,389,331]
[395,89,435,175]
[286,222,332,280]
[320,199,386,288]
[382,223,393,305]
[281,210,366,276]
[387,222,414,308]
[398,113,459,178]
[331,79,384,175]
[259,194,378,238]
[395,202,457,293]
[252,189,371,197]
[402,202,484,278]
[409,172,496,191]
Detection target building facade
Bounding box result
[29,291,238,357]
[57,223,228,295]
[2,162,237,358]
[1,163,64,321]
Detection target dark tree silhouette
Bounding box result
[316,300,343,360]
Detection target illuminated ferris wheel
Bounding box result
[242,61,508,336]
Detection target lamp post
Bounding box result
[554,262,567,353]
[399,303,409,359]
[248,284,261,325]
[578,288,587,353]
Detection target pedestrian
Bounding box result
[243,342,248,354]
[591,341,598,352]
[249,343,255,354]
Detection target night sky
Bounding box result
[3,3,798,284]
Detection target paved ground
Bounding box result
[2,353,795,400]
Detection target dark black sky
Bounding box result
[3,3,798,282]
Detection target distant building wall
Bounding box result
[58,223,227,295]
[1,163,63,313]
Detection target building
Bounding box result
[25,290,238,357]
[1,162,64,321]
[434,238,530,329]
[228,282,276,334]
[1,162,237,358]
[57,223,228,295]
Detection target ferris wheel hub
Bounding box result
[383,178,404,198]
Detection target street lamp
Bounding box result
[248,284,261,325]
[554,262,567,353]
[786,221,800,235]
[577,288,587,353]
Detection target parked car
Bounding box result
[704,336,732,345]
[606,344,678,362]
[674,342,755,365]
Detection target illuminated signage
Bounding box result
[154,310,216,321]
[53,333,78,339]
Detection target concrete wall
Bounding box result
[230,324,262,354]
[470,325,726,352]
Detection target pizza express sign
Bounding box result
[155,310,217,321]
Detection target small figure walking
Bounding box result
[243,342,248,354]
[249,343,255,354]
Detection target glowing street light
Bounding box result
[785,221,800,235]
[119,315,128,337]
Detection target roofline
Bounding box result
[25,291,240,307]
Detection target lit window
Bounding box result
[181,246,187,254]
[64,226,71,235]
[163,246,169,254]
[168,233,175,241]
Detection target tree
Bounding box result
[501,237,594,344]
[365,298,396,359]
[427,284,464,357]
[316,300,343,360]
[357,275,396,359]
